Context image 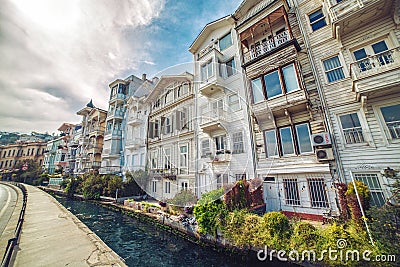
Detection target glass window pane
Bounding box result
[219,32,232,51]
[251,78,264,103]
[265,130,278,157]
[380,104,400,122]
[309,10,324,23]
[340,113,361,129]
[282,64,300,93]
[280,127,295,155]
[323,56,341,71]
[264,71,282,98]
[372,41,388,54]
[311,19,327,31]
[353,49,367,60]
[296,124,312,153]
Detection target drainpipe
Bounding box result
[292,0,345,183]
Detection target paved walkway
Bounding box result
[12,185,127,267]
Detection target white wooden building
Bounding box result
[145,73,195,201]
[295,0,400,206]
[189,15,255,198]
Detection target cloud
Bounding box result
[0,0,165,133]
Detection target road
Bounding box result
[0,183,18,236]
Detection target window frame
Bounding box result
[283,178,301,206]
[232,132,245,154]
[251,62,301,104]
[264,122,313,157]
[308,8,327,32]
[307,178,329,208]
[218,31,233,51]
[228,94,240,111]
[353,172,387,207]
[338,111,366,145]
[201,60,214,81]
[374,102,400,143]
[322,55,346,83]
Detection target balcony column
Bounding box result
[282,7,293,39]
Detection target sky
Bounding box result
[0,0,242,134]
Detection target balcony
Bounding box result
[328,0,391,37]
[107,109,124,120]
[104,129,122,137]
[109,93,126,103]
[88,126,105,137]
[126,138,143,150]
[101,148,120,159]
[69,140,79,147]
[128,115,143,126]
[242,30,297,65]
[350,47,400,101]
[210,150,232,164]
[150,168,177,181]
[200,110,230,134]
[199,73,226,97]
[87,146,102,155]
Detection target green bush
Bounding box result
[260,211,291,250]
[194,198,227,235]
[291,222,319,251]
[346,181,371,221]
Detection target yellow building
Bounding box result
[0,142,47,170]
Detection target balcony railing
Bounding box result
[343,127,365,144]
[200,110,229,125]
[126,138,143,148]
[329,0,376,23]
[387,121,400,139]
[243,30,292,64]
[105,129,122,136]
[109,93,125,102]
[211,150,232,163]
[91,161,102,168]
[350,47,400,80]
[128,115,143,126]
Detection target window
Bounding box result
[380,104,400,139]
[339,113,365,144]
[308,178,329,208]
[219,32,232,51]
[152,181,157,193]
[132,154,138,167]
[262,63,301,99]
[264,70,282,98]
[354,173,386,207]
[165,90,173,104]
[216,174,222,189]
[228,94,240,111]
[151,151,158,169]
[323,56,345,83]
[220,58,236,78]
[280,127,295,155]
[179,146,188,168]
[163,148,171,169]
[201,140,210,158]
[251,78,264,104]
[265,130,278,157]
[309,9,327,31]
[201,60,213,81]
[295,124,313,154]
[164,117,172,134]
[178,83,189,97]
[181,181,189,191]
[140,153,144,167]
[282,64,300,93]
[232,132,244,154]
[165,181,171,194]
[353,40,392,72]
[214,135,226,152]
[283,178,300,205]
[61,154,65,161]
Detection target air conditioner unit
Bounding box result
[311,132,332,146]
[316,148,334,161]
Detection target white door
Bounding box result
[263,177,279,212]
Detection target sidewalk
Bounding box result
[12,185,127,267]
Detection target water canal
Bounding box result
[56,197,296,267]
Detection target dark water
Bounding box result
[56,197,294,267]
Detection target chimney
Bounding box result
[142,73,147,81]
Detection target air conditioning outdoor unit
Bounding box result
[311,132,332,146]
[315,148,334,161]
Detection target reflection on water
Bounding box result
[56,197,294,267]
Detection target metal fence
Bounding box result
[1,183,27,267]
